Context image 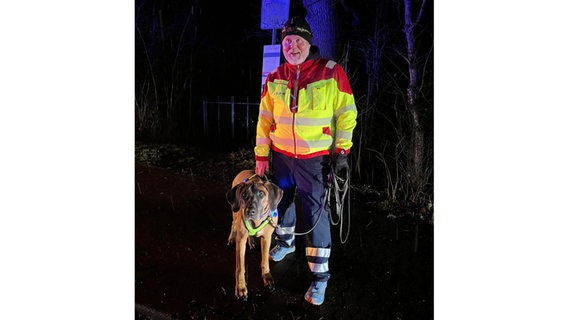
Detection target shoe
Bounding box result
[304,281,327,305]
[269,244,295,262]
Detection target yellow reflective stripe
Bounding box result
[335,130,352,140]
[256,137,271,145]
[335,103,357,117]
[256,59,358,157]
[294,117,332,126]
[305,139,333,148]
[259,109,273,118]
[271,135,332,149]
[274,115,293,125]
[255,92,275,158]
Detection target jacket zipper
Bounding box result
[291,66,300,157]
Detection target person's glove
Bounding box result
[256,160,269,177]
[333,153,349,174]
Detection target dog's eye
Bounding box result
[259,192,265,198]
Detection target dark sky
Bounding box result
[198,1,269,97]
[135,0,310,99]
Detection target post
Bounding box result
[271,28,276,45]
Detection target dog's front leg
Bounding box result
[235,232,248,300]
[260,235,275,292]
[227,214,237,246]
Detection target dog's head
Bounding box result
[226,178,283,221]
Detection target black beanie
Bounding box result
[281,16,313,44]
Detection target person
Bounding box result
[254,16,358,306]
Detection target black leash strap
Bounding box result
[327,167,351,244]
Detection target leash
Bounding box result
[275,162,351,243]
[242,173,259,183]
[327,167,351,244]
[280,191,328,236]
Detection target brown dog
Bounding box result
[226,169,283,300]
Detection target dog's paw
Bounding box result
[262,272,275,292]
[235,283,248,301]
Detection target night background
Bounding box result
[2,1,568,320]
[134,0,435,318]
[134,0,435,193]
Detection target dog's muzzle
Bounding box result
[243,185,268,220]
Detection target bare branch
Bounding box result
[414,0,426,26]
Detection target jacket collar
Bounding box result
[284,45,322,72]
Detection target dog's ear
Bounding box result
[266,182,283,212]
[226,184,243,212]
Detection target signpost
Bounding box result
[261,44,281,93]
[260,0,290,32]
[260,0,290,93]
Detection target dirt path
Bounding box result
[135,156,433,319]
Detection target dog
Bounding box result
[226,169,283,300]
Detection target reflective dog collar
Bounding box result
[243,210,278,236]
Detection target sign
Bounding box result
[261,44,281,93]
[260,0,290,30]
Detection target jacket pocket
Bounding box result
[309,83,327,111]
[272,82,288,106]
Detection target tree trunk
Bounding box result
[303,0,337,60]
[403,0,426,200]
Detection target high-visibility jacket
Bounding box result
[255,58,358,160]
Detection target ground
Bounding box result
[135,143,433,320]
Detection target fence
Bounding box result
[202,96,259,146]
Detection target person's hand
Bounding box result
[333,153,349,174]
[256,160,269,177]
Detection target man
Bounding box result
[254,16,358,305]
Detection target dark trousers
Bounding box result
[272,151,331,281]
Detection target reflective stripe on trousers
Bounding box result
[275,226,295,247]
[306,247,330,273]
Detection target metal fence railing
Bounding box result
[202,96,259,145]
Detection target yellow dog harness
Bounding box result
[242,209,278,236]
